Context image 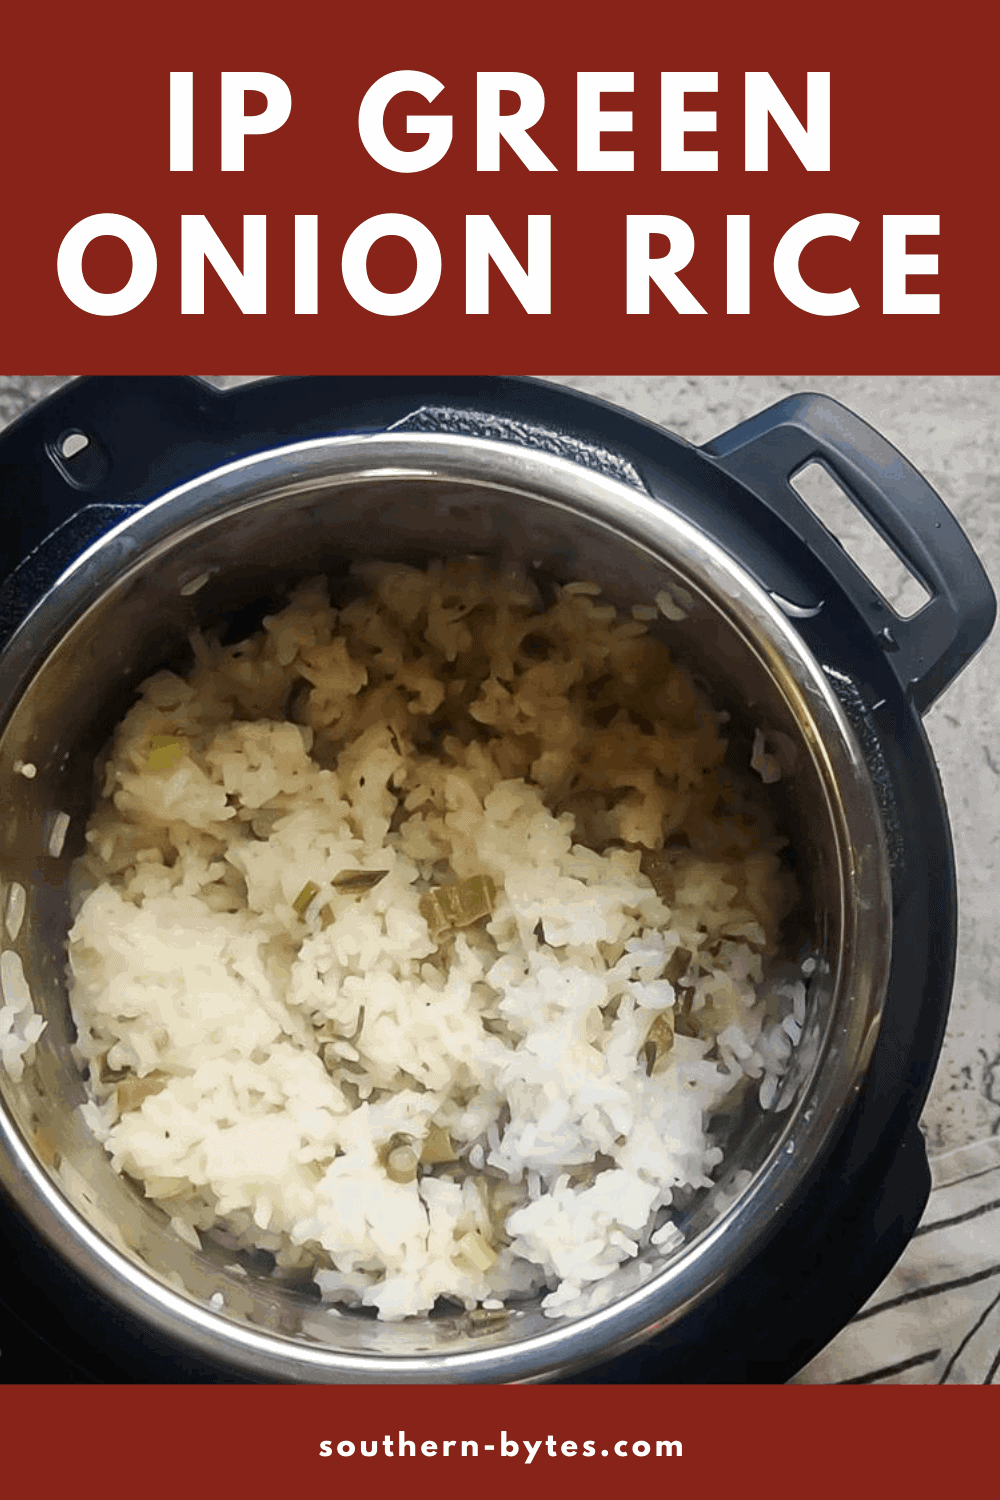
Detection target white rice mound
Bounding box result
[1,947,46,1082]
[66,559,799,1321]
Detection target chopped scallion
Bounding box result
[330,868,390,893]
[421,1124,458,1164]
[456,1228,497,1272]
[146,736,185,772]
[420,874,497,935]
[385,1146,419,1184]
[293,880,320,915]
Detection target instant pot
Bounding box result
[0,376,993,1384]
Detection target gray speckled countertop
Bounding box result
[2,373,997,1155]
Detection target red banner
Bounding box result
[0,0,997,1454]
[0,1383,992,1491]
[2,0,993,371]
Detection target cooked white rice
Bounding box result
[1,947,46,1082]
[66,559,799,1319]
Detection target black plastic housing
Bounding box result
[0,376,992,1382]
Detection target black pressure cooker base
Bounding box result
[0,375,991,1385]
[0,1095,930,1384]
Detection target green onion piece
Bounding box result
[421,1124,458,1164]
[293,880,320,915]
[456,1228,497,1272]
[330,869,390,893]
[469,1305,508,1326]
[639,848,674,901]
[146,736,185,772]
[639,1012,674,1075]
[117,1073,168,1113]
[385,1146,419,1184]
[420,874,497,935]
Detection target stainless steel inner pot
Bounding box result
[0,431,890,1382]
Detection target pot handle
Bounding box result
[0,377,227,645]
[703,393,996,714]
[0,377,227,588]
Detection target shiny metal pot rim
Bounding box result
[0,431,891,1381]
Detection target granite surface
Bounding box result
[1,373,997,1155]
